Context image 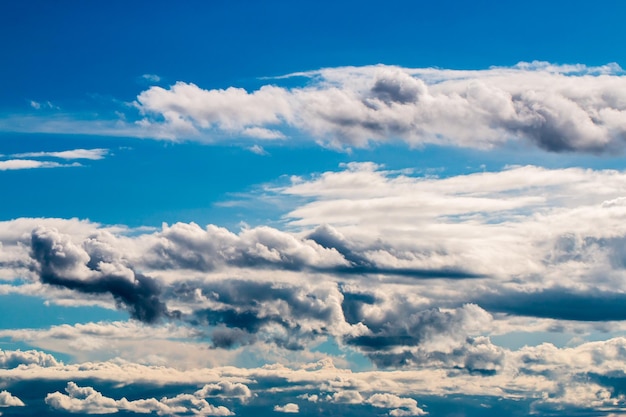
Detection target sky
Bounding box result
[2,1,626,415]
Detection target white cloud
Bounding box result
[0,391,25,407]
[0,159,80,171]
[0,348,60,368]
[7,63,626,153]
[132,62,626,152]
[141,73,161,83]
[11,148,109,160]
[194,381,253,403]
[3,342,626,414]
[247,144,269,155]
[45,382,233,416]
[274,402,299,413]
[367,393,426,416]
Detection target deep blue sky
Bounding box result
[2,0,624,106]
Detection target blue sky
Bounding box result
[2,1,626,416]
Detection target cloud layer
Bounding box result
[134,62,626,152]
[4,161,626,414]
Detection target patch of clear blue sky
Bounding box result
[1,0,624,110]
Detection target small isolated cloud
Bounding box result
[367,393,426,416]
[274,403,299,413]
[12,148,109,160]
[0,391,25,407]
[141,73,161,83]
[29,100,57,110]
[247,144,268,155]
[0,159,80,171]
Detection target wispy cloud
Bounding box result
[11,148,109,160]
[0,159,80,171]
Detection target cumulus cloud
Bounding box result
[194,381,253,403]
[274,402,299,413]
[366,393,426,416]
[132,62,626,152]
[6,160,626,380]
[4,341,626,415]
[45,382,233,416]
[30,226,170,323]
[145,222,349,272]
[0,391,25,407]
[0,348,60,368]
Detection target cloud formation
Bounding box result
[134,62,626,152]
[0,390,25,408]
[2,160,626,369]
[45,382,233,416]
[30,226,170,323]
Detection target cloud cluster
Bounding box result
[135,62,626,152]
[3,340,626,415]
[0,148,108,171]
[46,382,233,416]
[3,161,626,372]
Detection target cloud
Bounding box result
[0,391,25,407]
[30,226,170,323]
[366,393,426,416]
[29,100,57,110]
[6,160,626,380]
[194,381,253,403]
[45,382,233,416]
[4,341,626,415]
[140,73,161,83]
[6,63,626,154]
[144,222,349,272]
[132,62,626,152]
[0,159,80,171]
[0,348,60,368]
[247,144,269,155]
[11,148,109,160]
[274,402,299,413]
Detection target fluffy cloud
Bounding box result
[0,391,25,407]
[274,402,299,413]
[194,381,253,403]
[366,393,426,416]
[45,382,233,416]
[3,161,626,367]
[134,62,626,152]
[3,341,626,415]
[30,226,170,323]
[0,348,60,368]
